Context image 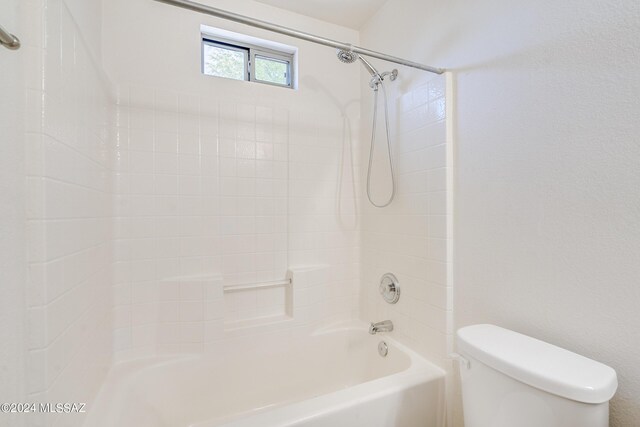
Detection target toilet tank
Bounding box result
[456,324,617,427]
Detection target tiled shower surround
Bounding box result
[13,0,452,423]
[112,89,361,359]
[23,0,113,425]
[362,74,451,366]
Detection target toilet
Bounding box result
[456,324,618,427]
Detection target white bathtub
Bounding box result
[85,323,445,427]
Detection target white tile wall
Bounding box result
[101,0,363,362]
[288,108,361,324]
[361,74,452,368]
[23,0,113,425]
[113,87,361,359]
[13,1,453,421]
[1,1,27,426]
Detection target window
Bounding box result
[202,37,294,88]
[202,41,248,81]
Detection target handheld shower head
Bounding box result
[335,48,399,208]
[336,49,380,78]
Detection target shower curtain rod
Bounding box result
[152,0,445,75]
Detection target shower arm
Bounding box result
[151,0,445,75]
[0,23,20,50]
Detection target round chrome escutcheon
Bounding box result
[379,273,400,304]
[378,341,389,357]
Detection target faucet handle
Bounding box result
[379,273,400,304]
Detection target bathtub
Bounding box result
[85,323,445,427]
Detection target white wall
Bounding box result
[23,0,114,425]
[102,0,362,359]
[0,1,27,426]
[102,0,360,104]
[0,1,112,426]
[363,0,640,425]
[7,0,637,425]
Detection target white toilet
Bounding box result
[456,324,618,427]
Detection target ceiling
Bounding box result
[254,0,387,30]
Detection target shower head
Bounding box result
[336,49,380,78]
[337,49,358,64]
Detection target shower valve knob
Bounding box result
[379,273,400,304]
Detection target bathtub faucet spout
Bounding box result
[369,320,394,335]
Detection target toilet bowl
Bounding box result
[456,324,617,427]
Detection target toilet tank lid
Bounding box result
[457,324,617,404]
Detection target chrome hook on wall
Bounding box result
[0,24,20,50]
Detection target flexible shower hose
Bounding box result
[367,81,396,208]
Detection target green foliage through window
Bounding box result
[202,38,293,88]
[203,43,246,81]
[255,56,289,86]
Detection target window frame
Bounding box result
[202,36,294,89]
